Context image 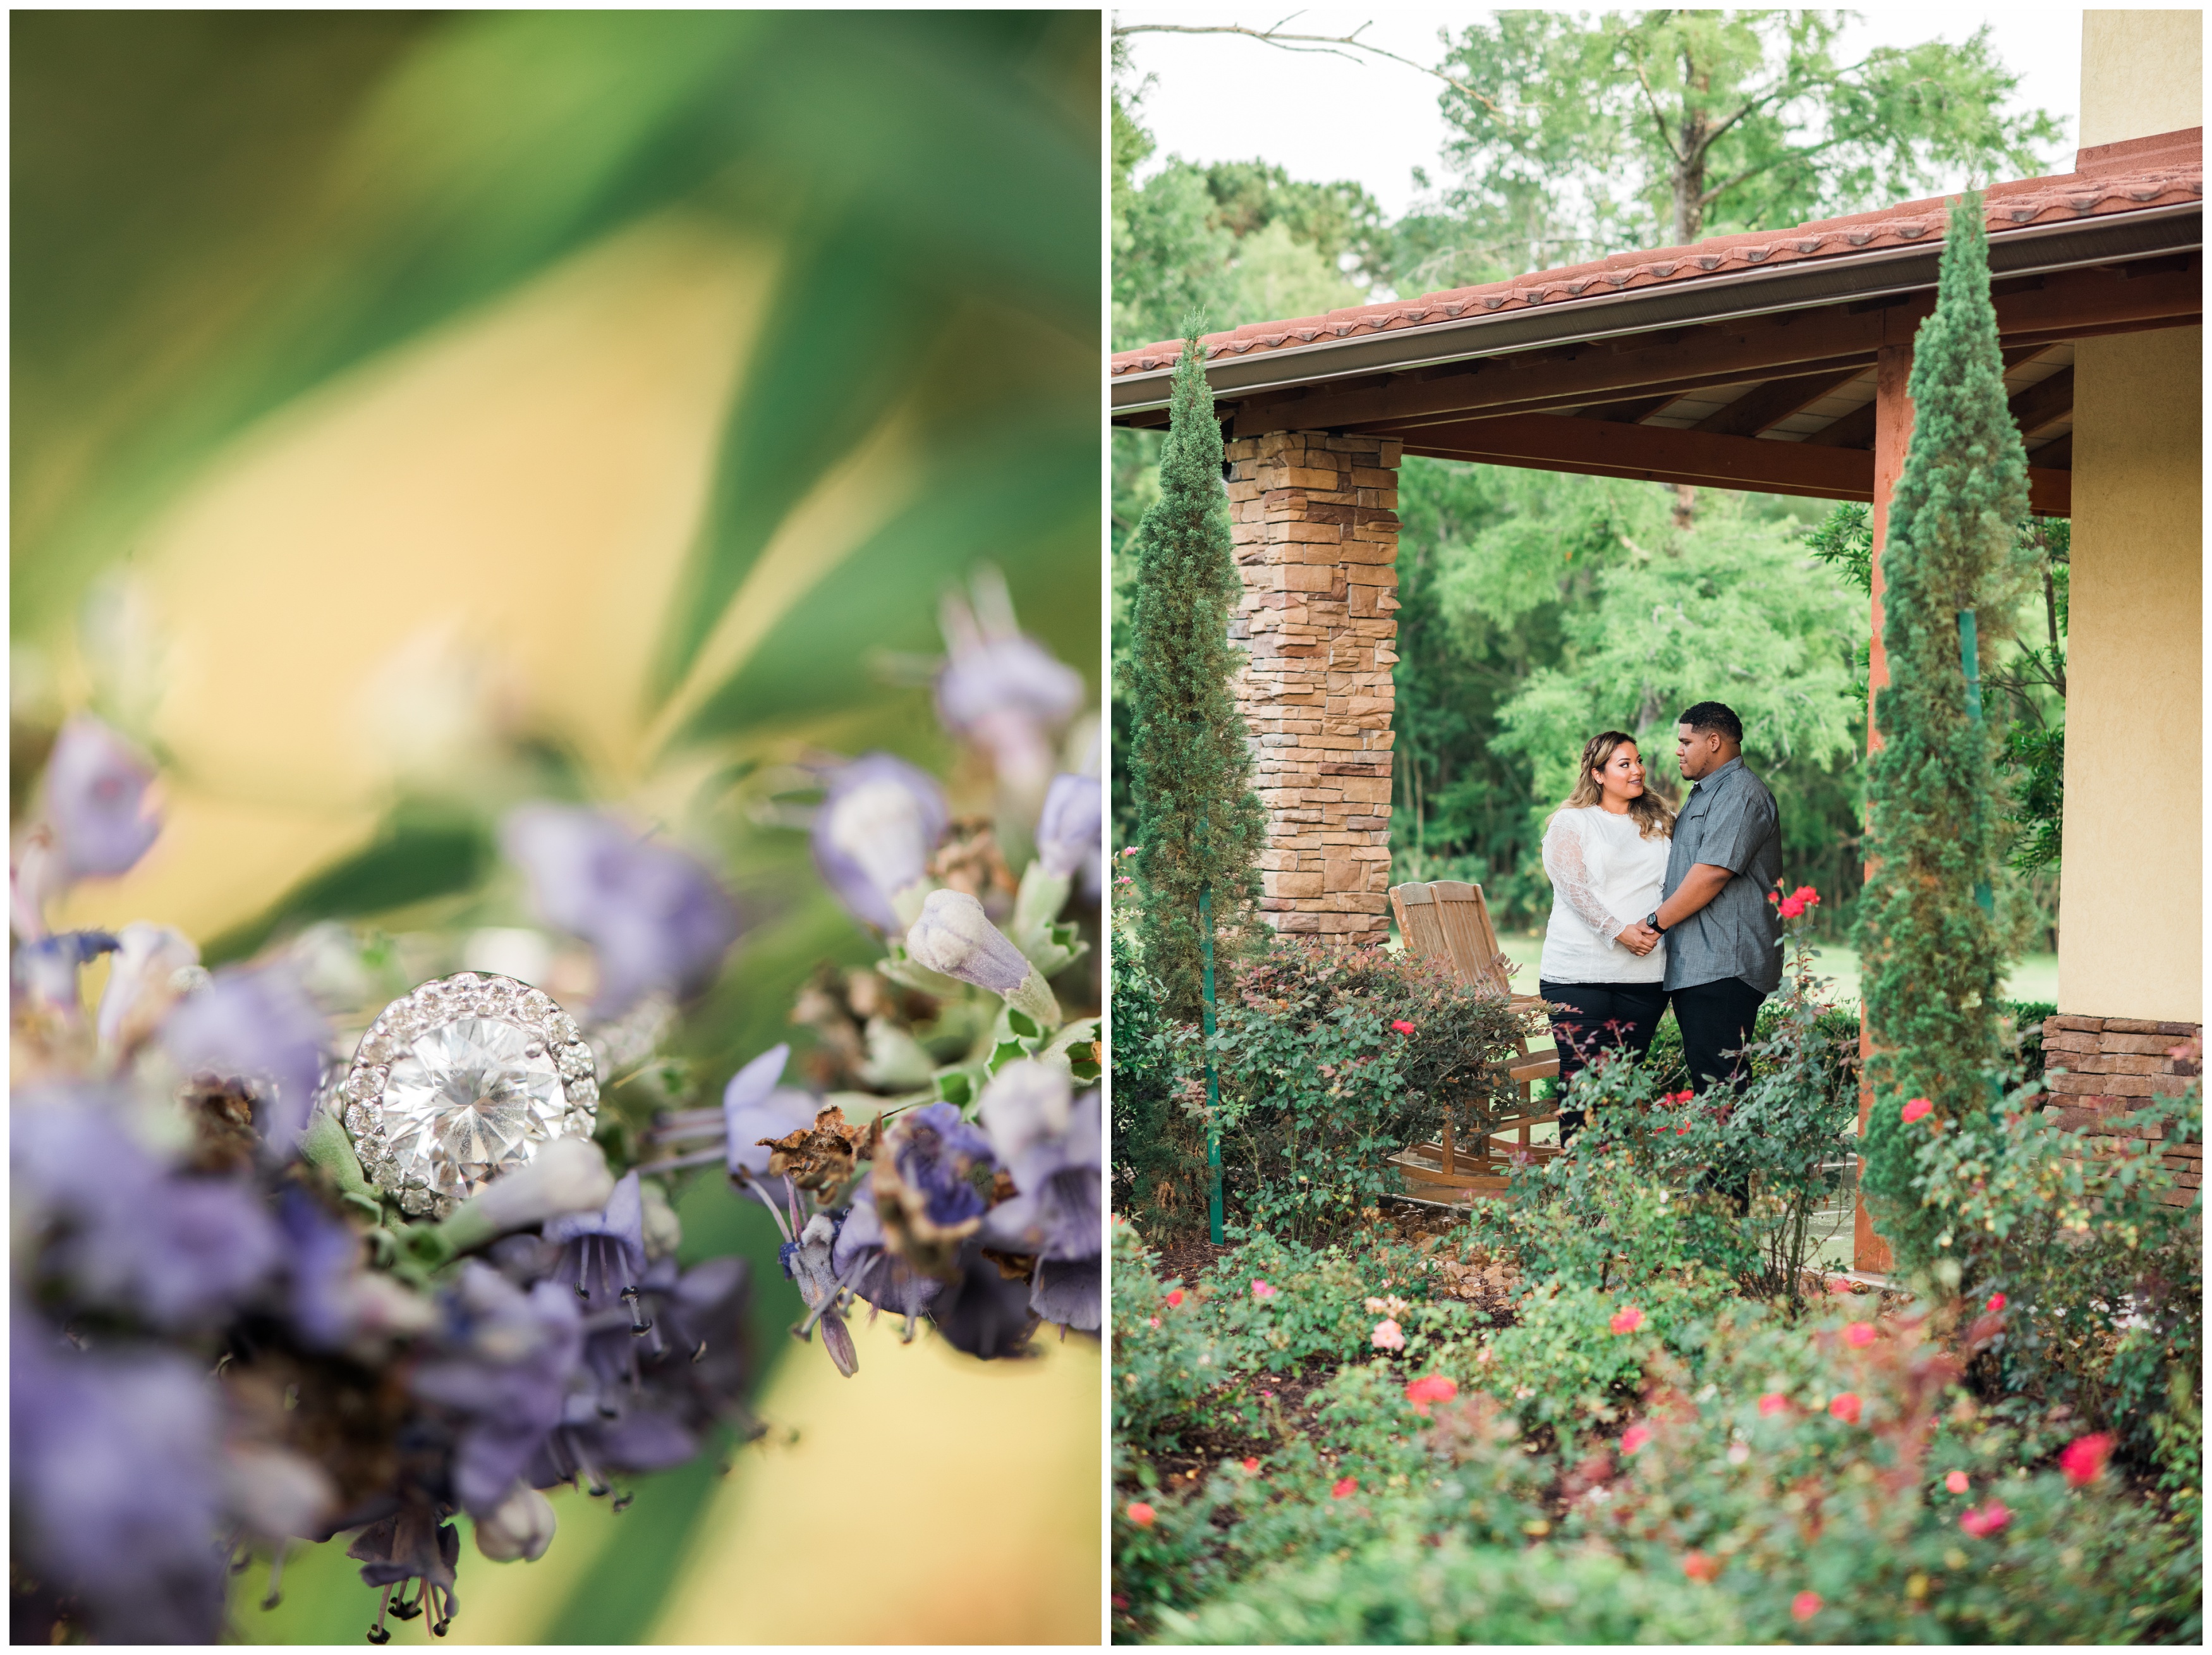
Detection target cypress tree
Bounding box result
[1854,193,2031,1274]
[1127,326,1267,1240]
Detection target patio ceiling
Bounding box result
[1110,130,2204,516]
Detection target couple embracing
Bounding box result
[1536,701,1783,1145]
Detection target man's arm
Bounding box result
[1653,863,1733,931]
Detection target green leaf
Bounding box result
[202,802,492,965]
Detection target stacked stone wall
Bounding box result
[2039,1015,2203,1206]
[1222,431,1402,945]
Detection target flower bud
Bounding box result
[474,1481,557,1563]
[904,889,1031,994]
[443,1137,614,1251]
[1034,773,1102,881]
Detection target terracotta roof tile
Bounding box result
[1110,130,2203,377]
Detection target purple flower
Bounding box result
[1035,773,1103,893]
[928,1238,1040,1361]
[9,928,117,1017]
[811,754,948,932]
[977,1063,1102,1331]
[410,1264,582,1518]
[868,1102,995,1275]
[502,804,739,1015]
[781,1211,858,1377]
[277,1187,365,1350]
[11,1309,229,1643]
[935,595,1085,795]
[544,1169,648,1311]
[14,1095,282,1330]
[95,921,199,1056]
[347,1497,461,1640]
[537,1253,752,1488]
[721,1043,818,1199]
[830,1173,944,1321]
[160,964,329,1148]
[905,889,1032,994]
[41,714,161,881]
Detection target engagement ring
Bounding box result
[336,972,601,1218]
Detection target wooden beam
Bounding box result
[2033,432,2073,470]
[2005,367,2075,437]
[1693,367,1866,438]
[1224,260,2198,437]
[1409,414,1877,498]
[1402,408,2071,514]
[1576,391,1685,423]
[1807,348,2064,451]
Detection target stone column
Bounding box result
[1222,430,1402,946]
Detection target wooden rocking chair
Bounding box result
[1386,879,1562,1203]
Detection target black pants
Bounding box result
[1671,975,1768,1206]
[1540,979,1667,1146]
[1670,975,1768,1093]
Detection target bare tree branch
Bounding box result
[1112,16,1504,116]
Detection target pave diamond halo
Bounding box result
[336,972,601,1219]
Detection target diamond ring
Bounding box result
[337,972,602,1219]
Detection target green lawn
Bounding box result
[1488,932,2059,1009]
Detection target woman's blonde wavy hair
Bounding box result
[1555,730,1675,840]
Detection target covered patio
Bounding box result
[1111,116,2201,1269]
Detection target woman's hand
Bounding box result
[1615,920,1662,956]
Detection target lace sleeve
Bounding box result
[1543,813,1632,943]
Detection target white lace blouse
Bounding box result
[1537,806,1672,985]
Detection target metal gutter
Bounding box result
[1109,201,2201,418]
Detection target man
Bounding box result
[1615,700,1782,1094]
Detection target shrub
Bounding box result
[1153,1536,1746,1644]
[1201,936,1529,1245]
[1109,905,1210,1234]
[1910,1069,2203,1516]
[1112,1219,1224,1453]
[1196,1230,1485,1376]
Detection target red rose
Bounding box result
[1331,1477,1358,1499]
[1241,1457,1261,1474]
[1828,1392,1862,1425]
[1758,1392,1789,1417]
[1792,1591,1822,1622]
[1165,1288,1184,1307]
[1844,1321,1876,1348]
[1621,1424,1654,1455]
[1682,1550,1720,1584]
[1404,1375,1459,1416]
[1945,1469,1970,1494]
[2058,1432,2115,1488]
[1390,1018,1416,1035]
[1126,1501,1155,1529]
[1609,1305,1644,1335]
[1901,1097,1934,1124]
[1985,1292,2006,1313]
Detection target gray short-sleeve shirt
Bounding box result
[1660,756,1784,994]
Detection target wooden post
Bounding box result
[1854,339,1913,1274]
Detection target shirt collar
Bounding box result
[1689,755,1744,794]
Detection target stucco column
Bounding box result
[1854,341,1913,1277]
[1222,430,1402,946]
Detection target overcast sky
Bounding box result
[1116,6,2086,222]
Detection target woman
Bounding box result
[1538,730,1674,1144]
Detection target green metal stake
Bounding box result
[1959,609,1994,913]
[1201,874,1224,1243]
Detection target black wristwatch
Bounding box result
[1644,911,1668,936]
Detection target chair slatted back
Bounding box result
[1390,879,1516,998]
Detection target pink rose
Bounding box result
[1371,1318,1406,1352]
[1609,1305,1644,1335]
[1126,1501,1155,1529]
[1902,1097,1934,1124]
[1758,1392,1789,1417]
[1404,1375,1458,1416]
[1945,1469,1970,1494]
[1792,1591,1821,1622]
[1621,1424,1654,1455]
[1844,1321,1876,1348]
[1828,1392,1862,1425]
[1250,1279,1277,1302]
[1959,1498,2012,1538]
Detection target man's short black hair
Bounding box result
[1677,701,1744,745]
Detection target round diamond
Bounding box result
[556,1043,595,1080]
[380,1017,568,1201]
[564,1075,599,1105]
[547,1011,581,1046]
[360,1025,397,1065]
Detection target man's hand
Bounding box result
[1615,921,1661,956]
